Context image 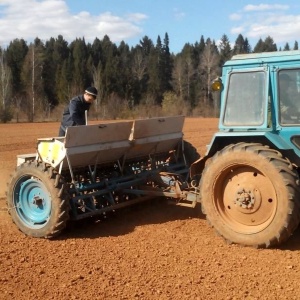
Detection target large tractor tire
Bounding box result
[6,161,69,238]
[200,142,300,248]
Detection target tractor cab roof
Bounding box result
[224,50,300,67]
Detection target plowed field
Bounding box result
[1,118,300,300]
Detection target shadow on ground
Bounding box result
[59,199,205,240]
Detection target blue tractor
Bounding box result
[192,50,300,248]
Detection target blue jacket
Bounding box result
[59,94,91,135]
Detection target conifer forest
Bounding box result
[0,32,298,122]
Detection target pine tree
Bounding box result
[219,34,232,65]
[43,35,70,105]
[233,34,244,55]
[254,36,277,52]
[90,37,102,67]
[101,35,119,99]
[253,38,264,53]
[117,41,133,101]
[178,43,197,105]
[283,43,290,51]
[264,36,277,51]
[139,36,154,56]
[243,38,252,53]
[199,35,206,51]
[6,39,28,96]
[162,33,173,92]
[147,36,163,104]
[293,41,299,50]
[69,38,89,95]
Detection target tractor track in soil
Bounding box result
[1,118,300,300]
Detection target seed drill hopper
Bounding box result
[7,116,200,238]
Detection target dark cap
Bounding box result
[85,86,98,97]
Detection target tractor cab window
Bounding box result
[223,71,265,126]
[279,70,300,125]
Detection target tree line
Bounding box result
[0,32,298,122]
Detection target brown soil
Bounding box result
[1,118,300,300]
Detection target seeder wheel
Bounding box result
[6,161,69,238]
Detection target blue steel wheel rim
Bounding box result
[13,176,52,229]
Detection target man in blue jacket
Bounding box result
[58,86,98,136]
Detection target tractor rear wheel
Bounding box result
[6,161,69,238]
[200,142,300,248]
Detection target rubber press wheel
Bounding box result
[200,142,300,248]
[6,161,69,238]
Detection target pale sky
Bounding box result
[0,0,300,53]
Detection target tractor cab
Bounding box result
[209,51,300,164]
